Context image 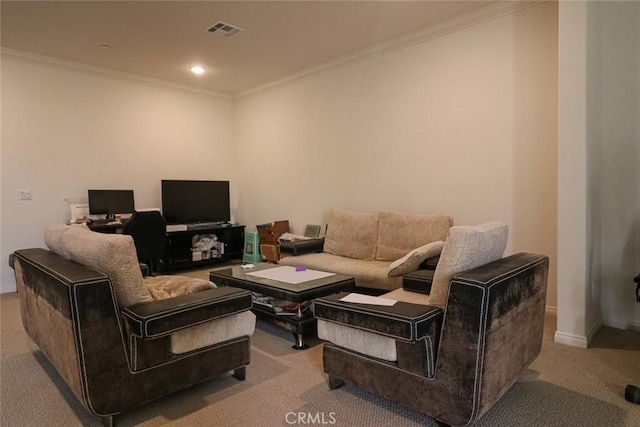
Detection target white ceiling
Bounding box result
[1,1,501,96]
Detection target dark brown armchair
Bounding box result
[10,224,256,426]
[314,222,549,426]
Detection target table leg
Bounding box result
[292,303,309,350]
[292,332,308,350]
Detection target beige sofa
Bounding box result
[279,209,453,291]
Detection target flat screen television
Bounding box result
[161,180,231,224]
[88,189,135,220]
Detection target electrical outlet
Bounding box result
[19,189,32,200]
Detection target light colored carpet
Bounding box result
[1,271,639,426]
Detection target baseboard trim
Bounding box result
[553,331,588,348]
[602,315,640,333]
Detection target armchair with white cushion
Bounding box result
[10,224,256,426]
[314,222,549,426]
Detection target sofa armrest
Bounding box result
[419,254,440,270]
[402,269,434,294]
[314,292,442,342]
[122,287,252,338]
[279,237,325,256]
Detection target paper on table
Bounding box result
[339,293,397,306]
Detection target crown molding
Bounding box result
[0,48,231,100]
[237,0,544,100]
[1,1,544,101]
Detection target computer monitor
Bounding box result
[88,189,135,221]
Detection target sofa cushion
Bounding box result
[279,252,402,291]
[318,319,397,361]
[53,224,153,307]
[387,241,445,277]
[171,310,256,354]
[375,212,453,261]
[429,221,508,308]
[323,208,379,260]
[401,269,435,294]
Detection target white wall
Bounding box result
[236,2,559,307]
[0,58,237,292]
[556,0,640,347]
[557,0,593,347]
[596,2,640,331]
[2,0,636,341]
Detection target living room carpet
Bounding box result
[1,283,639,426]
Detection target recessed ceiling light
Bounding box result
[190,66,205,75]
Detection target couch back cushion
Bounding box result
[45,224,152,307]
[429,221,508,308]
[323,208,379,260]
[375,211,453,261]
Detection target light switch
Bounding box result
[19,189,32,200]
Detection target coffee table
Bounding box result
[210,264,355,349]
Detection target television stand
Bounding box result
[187,221,228,230]
[160,224,245,273]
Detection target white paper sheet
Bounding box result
[339,293,397,306]
[246,266,335,284]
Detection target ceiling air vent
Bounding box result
[206,21,245,39]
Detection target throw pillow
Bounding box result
[323,208,379,260]
[60,225,153,307]
[387,241,445,277]
[429,221,508,308]
[44,223,76,258]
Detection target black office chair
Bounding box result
[121,210,167,275]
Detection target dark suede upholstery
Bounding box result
[122,287,252,338]
[402,269,435,294]
[317,252,549,427]
[315,293,443,341]
[279,237,325,256]
[11,248,253,424]
[420,254,440,270]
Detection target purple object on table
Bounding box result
[296,266,307,272]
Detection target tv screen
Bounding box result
[88,189,135,216]
[161,180,230,224]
